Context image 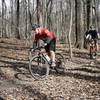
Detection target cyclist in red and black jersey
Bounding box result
[32,24,56,67]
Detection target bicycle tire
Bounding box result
[29,55,50,80]
[90,46,93,59]
[90,46,94,59]
[54,53,66,73]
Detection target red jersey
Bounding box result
[34,28,55,41]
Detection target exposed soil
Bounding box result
[0,38,100,100]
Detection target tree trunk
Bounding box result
[68,1,73,60]
[36,0,43,25]
[1,0,7,37]
[87,0,93,29]
[15,0,20,39]
[75,0,84,49]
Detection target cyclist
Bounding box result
[32,24,56,67]
[85,25,99,56]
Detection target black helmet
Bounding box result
[32,24,40,30]
[90,25,95,29]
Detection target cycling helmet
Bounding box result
[90,25,95,29]
[32,24,40,30]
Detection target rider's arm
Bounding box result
[97,31,100,39]
[45,36,51,44]
[33,41,37,49]
[85,30,89,39]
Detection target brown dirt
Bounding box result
[0,38,100,100]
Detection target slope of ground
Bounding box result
[0,38,100,100]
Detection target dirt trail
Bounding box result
[0,38,100,100]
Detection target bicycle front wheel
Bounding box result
[29,55,49,80]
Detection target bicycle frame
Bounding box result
[39,53,51,65]
[31,46,51,65]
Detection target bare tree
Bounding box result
[68,0,73,60]
[87,0,94,29]
[36,0,43,25]
[10,0,14,37]
[1,0,7,37]
[15,0,20,39]
[75,0,84,49]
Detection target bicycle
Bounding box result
[29,46,66,80]
[89,39,97,59]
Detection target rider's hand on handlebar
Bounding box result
[30,48,35,52]
[44,43,47,46]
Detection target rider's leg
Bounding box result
[94,40,99,55]
[89,43,92,55]
[50,50,56,66]
[96,42,99,51]
[89,42,94,58]
[44,38,56,67]
[93,43,96,52]
[93,44,97,56]
[48,39,56,67]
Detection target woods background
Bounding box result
[0,0,100,48]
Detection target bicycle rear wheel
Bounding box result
[90,46,93,59]
[55,53,66,73]
[29,55,49,80]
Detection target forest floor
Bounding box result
[0,38,100,100]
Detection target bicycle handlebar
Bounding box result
[30,46,45,52]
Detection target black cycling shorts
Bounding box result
[90,38,98,44]
[45,38,56,52]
